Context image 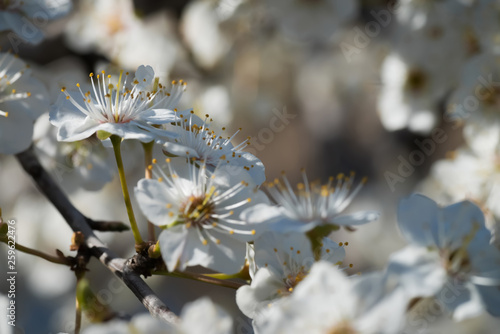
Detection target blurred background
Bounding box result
[1,0,500,332]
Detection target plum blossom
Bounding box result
[242,170,379,234]
[236,231,345,319]
[0,52,49,154]
[0,0,72,44]
[135,157,270,273]
[82,297,232,334]
[387,194,500,320]
[162,110,265,185]
[253,261,407,334]
[50,65,183,143]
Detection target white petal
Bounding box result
[236,267,284,319]
[135,179,179,226]
[331,211,380,226]
[180,297,233,334]
[397,194,440,247]
[134,65,155,90]
[0,110,34,154]
[158,227,189,272]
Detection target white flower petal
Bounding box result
[159,227,189,272]
[135,179,179,226]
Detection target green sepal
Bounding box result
[306,224,340,260]
[96,130,112,140]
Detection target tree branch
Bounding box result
[15,147,179,325]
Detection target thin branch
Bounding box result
[88,220,130,232]
[15,147,179,325]
[0,236,69,265]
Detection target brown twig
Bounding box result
[15,147,179,325]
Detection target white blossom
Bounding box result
[0,52,49,154]
[0,0,72,44]
[50,66,183,143]
[254,261,407,334]
[243,170,378,233]
[387,194,500,320]
[236,231,345,319]
[162,110,265,185]
[135,157,270,273]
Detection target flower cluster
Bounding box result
[2,1,500,333]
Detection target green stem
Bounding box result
[203,271,247,280]
[110,135,144,247]
[154,270,244,290]
[0,236,68,265]
[75,277,82,334]
[142,141,156,242]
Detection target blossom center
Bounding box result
[283,268,307,293]
[405,68,427,93]
[439,222,480,281]
[180,193,216,228]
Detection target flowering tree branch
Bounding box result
[15,146,179,325]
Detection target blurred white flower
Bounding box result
[168,297,233,334]
[388,194,500,320]
[65,0,180,80]
[236,231,345,319]
[162,110,265,185]
[135,158,269,273]
[377,53,448,134]
[64,0,137,54]
[420,147,500,231]
[472,0,500,53]
[379,0,477,134]
[448,52,500,156]
[243,170,379,233]
[196,85,233,126]
[181,0,230,69]
[114,12,181,81]
[0,52,49,154]
[34,113,114,192]
[254,261,406,334]
[265,0,358,42]
[82,297,231,334]
[0,0,72,44]
[49,66,181,143]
